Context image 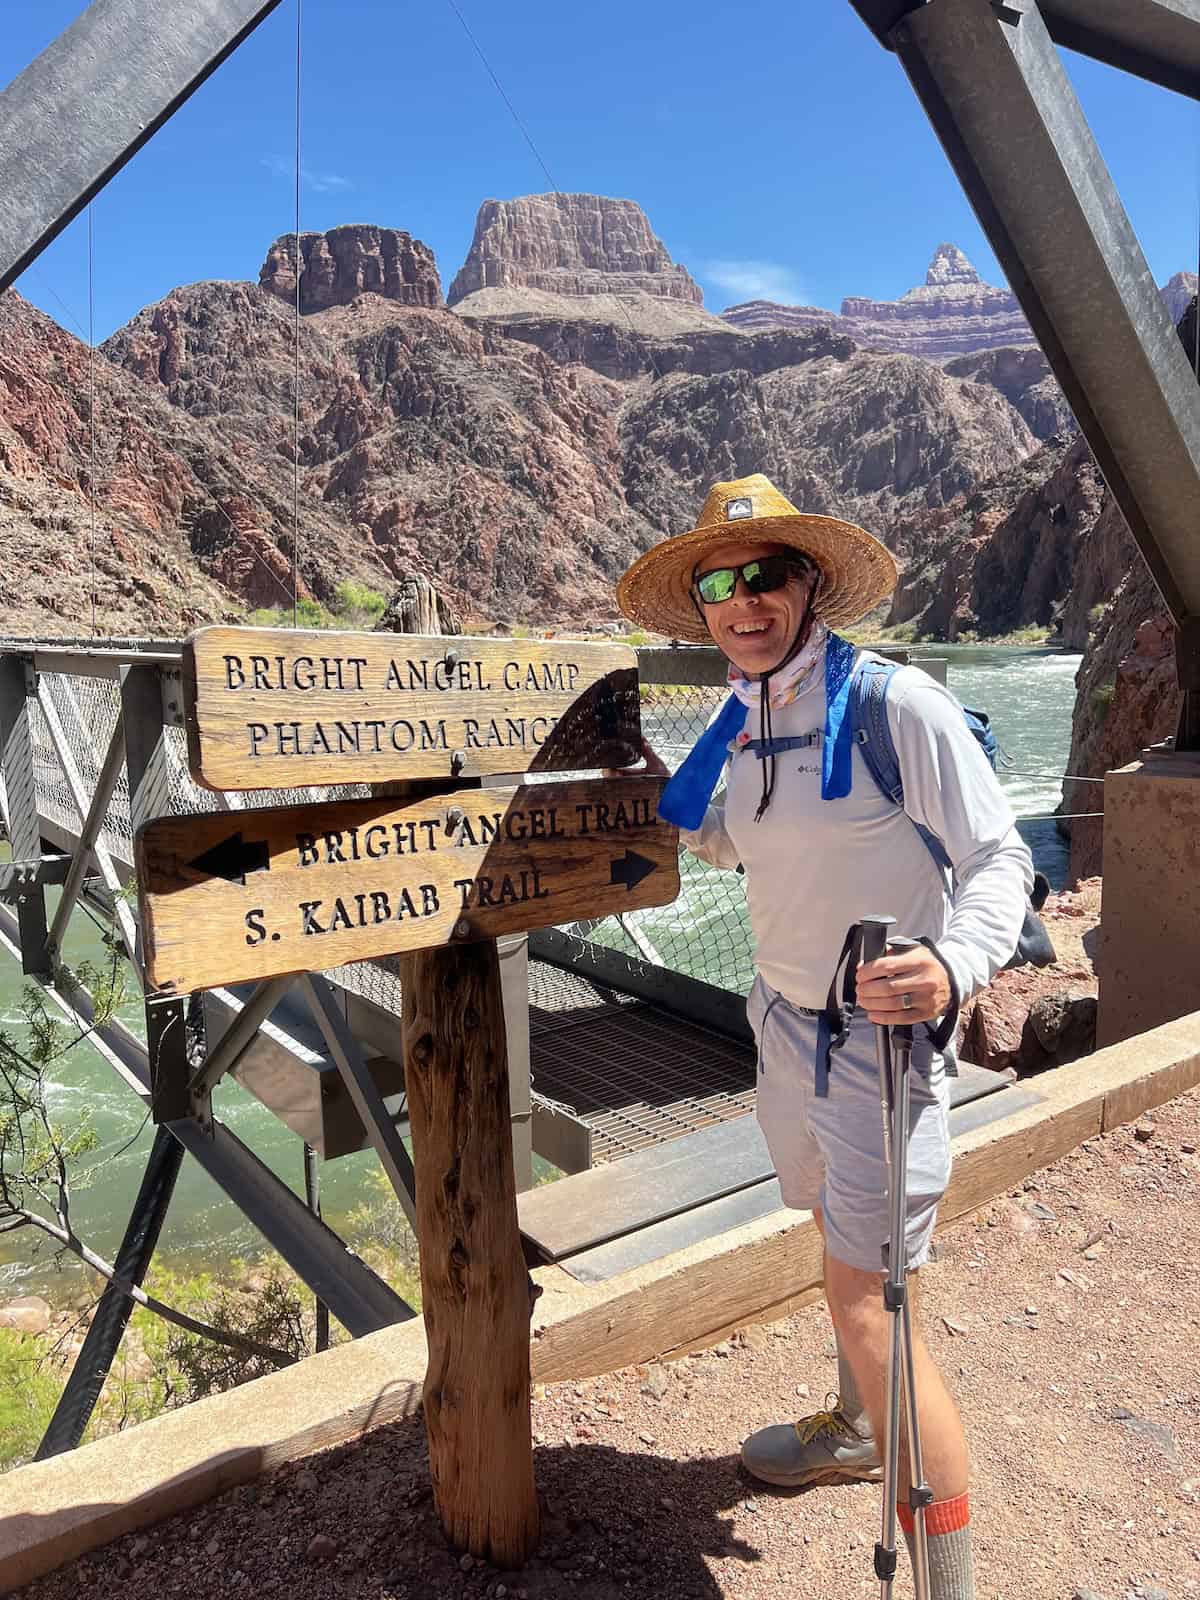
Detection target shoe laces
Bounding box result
[793,1392,851,1445]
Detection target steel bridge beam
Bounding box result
[857,0,1200,698]
[1040,0,1200,102]
[0,0,285,295]
[852,0,1200,101]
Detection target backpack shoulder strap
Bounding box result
[850,657,952,874]
[849,658,904,804]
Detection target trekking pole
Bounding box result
[860,918,932,1600]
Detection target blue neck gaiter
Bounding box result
[656,632,859,830]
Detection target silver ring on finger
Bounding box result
[901,992,915,1011]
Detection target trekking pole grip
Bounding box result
[887,937,920,1046]
[860,914,895,966]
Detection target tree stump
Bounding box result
[376,574,462,638]
[400,936,540,1566]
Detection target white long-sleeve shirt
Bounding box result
[682,652,1034,1008]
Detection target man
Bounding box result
[615,474,1033,1600]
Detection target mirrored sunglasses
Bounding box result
[693,553,813,606]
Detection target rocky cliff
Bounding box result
[1160,271,1198,327]
[1053,299,1200,878]
[454,288,864,385]
[1,202,1084,639]
[724,246,1192,371]
[447,194,702,306]
[0,290,336,636]
[259,225,443,313]
[722,245,1033,361]
[106,283,655,626]
[93,211,1048,631]
[619,347,1036,540]
[1063,556,1178,881]
[887,436,1103,640]
[942,346,1074,441]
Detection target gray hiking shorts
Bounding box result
[748,976,952,1275]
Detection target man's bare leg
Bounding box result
[825,1243,974,1597]
[824,1248,967,1494]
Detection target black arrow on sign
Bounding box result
[610,850,657,893]
[188,832,270,885]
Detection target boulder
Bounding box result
[0,1294,52,1335]
[1027,992,1097,1065]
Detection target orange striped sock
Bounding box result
[897,1495,973,1599]
[898,1491,970,1536]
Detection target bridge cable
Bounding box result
[88,202,97,637]
[26,267,88,342]
[444,0,668,387]
[1002,769,1104,784]
[291,0,303,629]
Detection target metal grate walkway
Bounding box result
[528,963,755,1164]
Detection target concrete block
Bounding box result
[1098,750,1200,1047]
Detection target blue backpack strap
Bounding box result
[850,660,952,874]
[744,732,820,760]
[657,691,746,830]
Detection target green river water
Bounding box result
[0,646,1082,1299]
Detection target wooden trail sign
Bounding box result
[183,626,641,789]
[136,777,679,993]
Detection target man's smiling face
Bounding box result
[694,540,819,678]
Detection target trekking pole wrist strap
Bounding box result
[918,936,960,1054]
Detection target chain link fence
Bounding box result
[552,672,755,997]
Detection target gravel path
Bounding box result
[18,1088,1200,1600]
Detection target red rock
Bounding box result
[260,225,443,313]
[448,194,702,306]
[724,244,1034,363]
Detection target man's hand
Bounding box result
[602,736,669,780]
[856,946,950,1025]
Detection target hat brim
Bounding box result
[617,512,898,643]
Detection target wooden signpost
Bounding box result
[145,625,679,1567]
[183,626,641,788]
[136,778,678,993]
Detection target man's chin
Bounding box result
[719,641,776,678]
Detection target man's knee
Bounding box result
[824,1252,886,1338]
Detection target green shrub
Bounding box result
[244,597,335,630]
[981,623,1051,645]
[1089,681,1115,726]
[0,1328,62,1470]
[334,580,387,627]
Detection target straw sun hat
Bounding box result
[617,473,898,644]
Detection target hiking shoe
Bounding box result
[741,1393,882,1487]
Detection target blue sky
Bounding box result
[5,0,1200,343]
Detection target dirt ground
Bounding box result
[17,1087,1200,1600]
